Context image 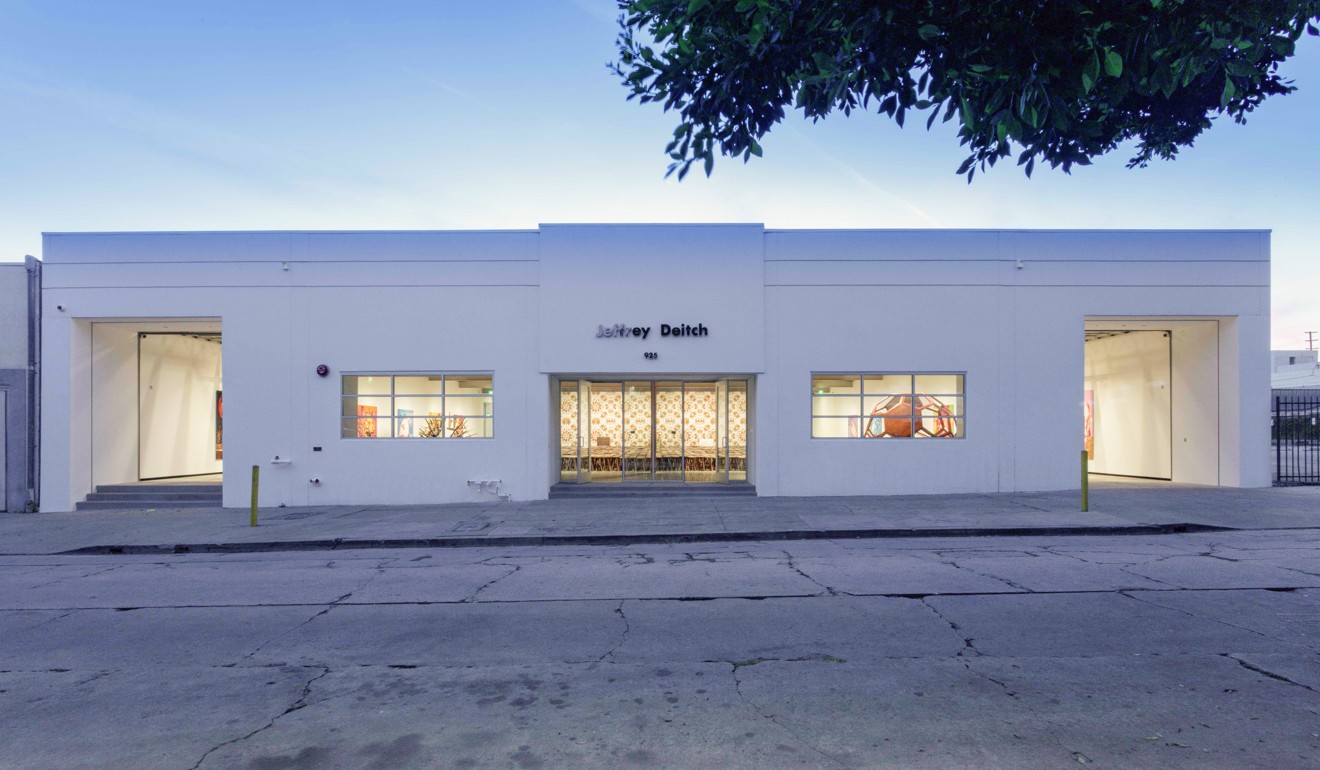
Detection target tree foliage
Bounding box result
[612,0,1320,180]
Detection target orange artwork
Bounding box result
[864,394,956,438]
[1084,389,1095,459]
[356,404,378,438]
[448,415,470,438]
[215,390,223,460]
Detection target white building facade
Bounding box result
[38,226,1271,512]
[1271,349,1320,389]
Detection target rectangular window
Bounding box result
[342,374,493,439]
[811,372,964,439]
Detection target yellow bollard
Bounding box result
[1077,451,1087,512]
[250,465,259,527]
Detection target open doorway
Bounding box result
[1084,319,1219,485]
[90,320,222,489]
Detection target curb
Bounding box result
[54,522,1236,556]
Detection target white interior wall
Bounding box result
[1171,323,1220,485]
[91,324,139,486]
[69,320,94,502]
[139,334,223,479]
[1084,331,1173,479]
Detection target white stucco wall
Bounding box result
[39,227,1271,511]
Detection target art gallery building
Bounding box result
[37,225,1271,512]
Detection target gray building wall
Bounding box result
[0,261,36,512]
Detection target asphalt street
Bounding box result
[2,529,1318,768]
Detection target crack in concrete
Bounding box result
[241,591,356,661]
[957,656,1088,764]
[10,582,1320,616]
[1227,654,1320,694]
[236,555,396,661]
[597,601,631,663]
[918,591,1091,764]
[188,665,331,770]
[723,660,851,768]
[73,670,112,687]
[20,608,79,631]
[462,563,521,603]
[1113,564,1183,589]
[919,598,980,657]
[1013,501,1051,513]
[1118,591,1292,645]
[780,550,841,596]
[615,554,656,568]
[26,564,125,590]
[940,558,1032,593]
[1280,565,1320,580]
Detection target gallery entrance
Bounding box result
[558,379,748,483]
[1083,318,1221,485]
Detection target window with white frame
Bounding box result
[342,374,493,439]
[811,373,964,439]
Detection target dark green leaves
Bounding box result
[1103,49,1123,77]
[611,0,1320,180]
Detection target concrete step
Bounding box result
[85,491,223,502]
[549,483,756,499]
[80,482,223,510]
[76,499,221,511]
[95,483,222,494]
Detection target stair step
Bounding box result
[96,484,222,494]
[86,492,222,501]
[76,500,221,511]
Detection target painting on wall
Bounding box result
[1084,389,1095,460]
[397,409,414,438]
[215,391,223,460]
[357,405,378,438]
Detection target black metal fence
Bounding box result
[1273,389,1320,485]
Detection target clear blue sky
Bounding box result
[1,1,1316,347]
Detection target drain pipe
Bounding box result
[467,479,509,501]
[24,255,40,512]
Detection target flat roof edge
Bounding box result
[43,226,1272,238]
[43,229,541,237]
[764,228,1272,234]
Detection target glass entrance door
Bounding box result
[623,382,653,481]
[654,382,683,481]
[683,382,717,481]
[558,379,748,483]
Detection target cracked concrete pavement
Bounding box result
[6,483,1320,557]
[1,528,1319,768]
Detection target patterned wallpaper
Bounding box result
[730,389,747,448]
[624,387,653,445]
[559,389,578,449]
[589,388,623,445]
[560,383,748,450]
[656,388,683,446]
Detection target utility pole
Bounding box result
[1307,331,1317,351]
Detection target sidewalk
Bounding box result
[3,481,1319,556]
